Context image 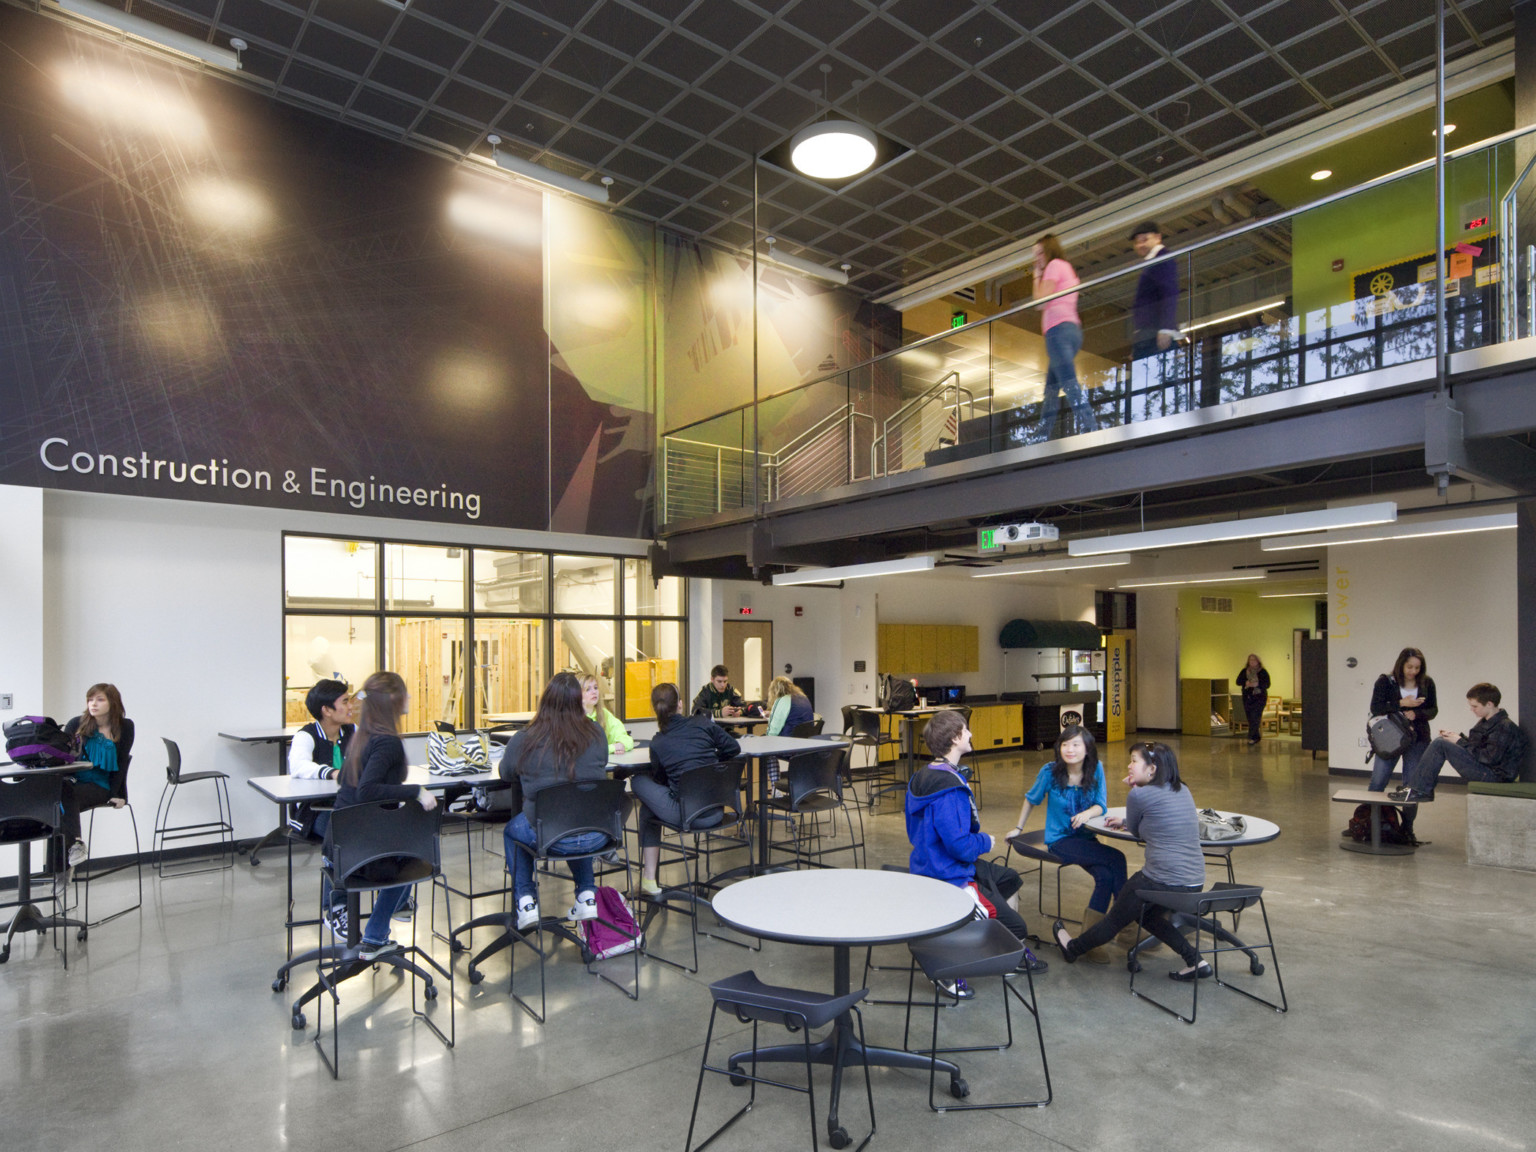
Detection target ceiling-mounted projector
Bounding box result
[979,523,1059,550]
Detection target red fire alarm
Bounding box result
[1331,258,1345,272]
[795,606,804,617]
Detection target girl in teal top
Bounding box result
[583,675,633,754]
[60,682,134,867]
[1006,724,1127,938]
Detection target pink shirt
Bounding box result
[1038,257,1080,333]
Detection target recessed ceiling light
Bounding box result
[1432,123,1456,136]
[790,120,878,180]
[1310,169,1332,181]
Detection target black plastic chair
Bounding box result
[902,918,1052,1113]
[1127,882,1287,1025]
[955,706,984,810]
[73,758,143,937]
[790,719,825,738]
[430,772,516,954]
[152,738,235,877]
[686,970,875,1152]
[1003,830,1077,926]
[763,746,864,870]
[452,778,638,1023]
[0,770,81,967]
[841,707,896,804]
[639,757,757,974]
[288,799,454,1077]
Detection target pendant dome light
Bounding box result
[789,120,878,180]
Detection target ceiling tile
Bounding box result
[586,97,648,141]
[665,91,736,135]
[457,45,535,91]
[392,14,472,69]
[581,3,667,57]
[482,8,565,63]
[219,0,304,46]
[1020,68,1097,116]
[1036,3,1128,60]
[350,86,421,129]
[370,53,443,102]
[522,71,596,119]
[679,0,767,51]
[633,118,696,157]
[298,23,378,74]
[549,36,630,87]
[836,18,922,72]
[697,59,778,105]
[884,0,964,39]
[312,0,396,40]
[779,0,872,45]
[281,60,356,107]
[414,111,484,150]
[409,0,496,32]
[737,21,820,75]
[606,65,684,108]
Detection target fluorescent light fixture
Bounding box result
[1258,589,1327,598]
[760,238,849,285]
[772,556,935,585]
[55,0,242,68]
[1310,169,1332,181]
[486,136,609,203]
[789,120,877,179]
[1068,502,1397,556]
[1432,123,1456,136]
[1181,297,1288,335]
[1260,511,1516,551]
[1116,571,1267,589]
[973,553,1133,578]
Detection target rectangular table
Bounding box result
[220,728,303,865]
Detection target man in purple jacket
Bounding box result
[1129,221,1182,418]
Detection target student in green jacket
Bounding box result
[583,674,633,755]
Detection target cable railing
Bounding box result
[661,124,1535,527]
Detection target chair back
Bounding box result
[853,709,885,741]
[0,770,65,844]
[162,737,184,784]
[530,778,630,856]
[782,746,846,809]
[326,799,442,891]
[840,705,857,736]
[675,757,747,831]
[790,719,824,739]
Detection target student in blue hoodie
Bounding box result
[906,708,1045,984]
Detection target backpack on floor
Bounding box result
[1345,803,1412,845]
[3,715,77,768]
[578,887,643,961]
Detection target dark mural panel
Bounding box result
[0,8,650,535]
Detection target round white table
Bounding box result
[712,870,976,1145]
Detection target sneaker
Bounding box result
[1017,947,1048,975]
[568,890,598,921]
[326,907,349,940]
[392,894,417,921]
[357,939,401,961]
[638,878,663,899]
[936,978,974,1000]
[1388,787,1433,803]
[67,840,87,868]
[516,897,540,931]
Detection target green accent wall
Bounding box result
[1178,590,1321,697]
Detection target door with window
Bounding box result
[722,621,773,704]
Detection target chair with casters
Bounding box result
[841,707,896,805]
[152,738,235,877]
[451,778,639,1024]
[430,781,516,955]
[0,770,83,967]
[638,757,757,975]
[763,746,864,870]
[1126,882,1287,1025]
[1003,831,1076,927]
[72,760,143,938]
[686,970,875,1152]
[901,917,1052,1113]
[288,799,454,1077]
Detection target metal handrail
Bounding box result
[871,372,974,477]
[660,123,1536,446]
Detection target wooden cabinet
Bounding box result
[877,623,980,676]
[1180,678,1234,737]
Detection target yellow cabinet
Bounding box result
[919,627,938,675]
[879,622,981,675]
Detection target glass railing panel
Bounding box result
[873,325,989,476]
[759,373,855,501]
[660,406,761,522]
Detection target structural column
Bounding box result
[1519,500,1536,780]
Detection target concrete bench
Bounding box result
[1466,782,1536,871]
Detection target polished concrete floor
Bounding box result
[3,735,1532,1152]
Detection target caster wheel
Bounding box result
[829,1127,851,1149]
[950,1078,970,1099]
[424,983,438,1001]
[0,949,9,964]
[728,1065,747,1087]
[1250,960,1265,976]
[77,928,88,942]
[272,976,288,993]
[468,968,484,985]
[580,949,595,965]
[1127,960,1141,974]
[449,938,466,954]
[291,1012,306,1030]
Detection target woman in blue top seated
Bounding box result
[1006,724,1126,964]
[60,683,134,867]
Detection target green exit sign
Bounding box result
[978,527,1000,551]
[951,311,968,328]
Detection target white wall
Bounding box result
[0,485,44,723]
[1326,529,1518,773]
[1134,587,1180,729]
[30,488,647,863]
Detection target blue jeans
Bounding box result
[504,812,605,903]
[1047,834,1128,913]
[361,884,411,947]
[1041,322,1095,437]
[1369,739,1426,791]
[1406,737,1506,795]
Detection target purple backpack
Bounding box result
[579,887,643,960]
[3,716,77,768]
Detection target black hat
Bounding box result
[1129,220,1161,240]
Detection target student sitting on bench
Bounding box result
[1391,682,1527,803]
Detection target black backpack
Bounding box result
[3,715,78,767]
[1346,803,1413,845]
[882,675,917,713]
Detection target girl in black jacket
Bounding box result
[61,683,133,866]
[633,682,740,897]
[1368,648,1436,835]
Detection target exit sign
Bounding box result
[951,311,968,328]
[978,527,1001,551]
